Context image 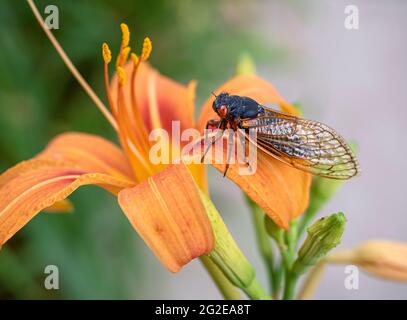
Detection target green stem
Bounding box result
[247,197,277,294]
[279,221,300,300]
[200,256,243,300]
[270,263,284,299]
[283,271,299,300]
[297,206,318,240]
[286,220,298,255]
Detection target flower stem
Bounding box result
[200,256,243,300]
[279,221,299,300]
[297,206,318,241]
[283,271,299,300]
[272,266,284,299]
[247,197,279,294]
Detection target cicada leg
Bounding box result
[223,129,235,177]
[201,119,226,163]
[237,129,251,167]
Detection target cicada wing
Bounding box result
[241,106,360,180]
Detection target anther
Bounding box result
[120,23,130,48]
[141,37,152,61]
[102,42,112,64]
[131,53,139,66]
[117,66,126,86]
[116,46,131,67]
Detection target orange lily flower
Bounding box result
[1,8,310,277]
[0,22,215,273]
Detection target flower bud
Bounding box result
[199,190,255,288]
[328,240,407,282]
[235,53,256,76]
[199,190,270,299]
[293,212,346,275]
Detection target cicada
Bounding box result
[201,92,360,179]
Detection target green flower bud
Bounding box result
[199,190,270,299]
[293,212,346,275]
[235,53,256,76]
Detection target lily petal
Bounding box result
[36,132,134,181]
[198,74,300,131]
[118,164,214,272]
[190,137,310,228]
[0,159,134,245]
[216,146,310,229]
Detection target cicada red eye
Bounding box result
[218,105,228,117]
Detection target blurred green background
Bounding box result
[0,0,292,299]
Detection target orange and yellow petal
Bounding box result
[118,164,214,272]
[187,163,207,194]
[192,137,310,228]
[198,74,300,131]
[0,159,134,245]
[36,132,135,182]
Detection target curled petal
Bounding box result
[198,74,300,131]
[328,240,407,282]
[0,159,134,245]
[118,164,214,272]
[36,132,134,181]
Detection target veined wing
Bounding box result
[241,106,360,179]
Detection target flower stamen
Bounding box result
[120,23,130,48]
[116,23,131,67]
[141,37,152,61]
[116,46,131,67]
[130,53,151,157]
[131,53,139,66]
[115,67,154,179]
[117,66,127,86]
[102,42,112,64]
[102,42,116,117]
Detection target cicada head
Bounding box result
[212,92,230,118]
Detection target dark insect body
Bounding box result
[202,92,360,179]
